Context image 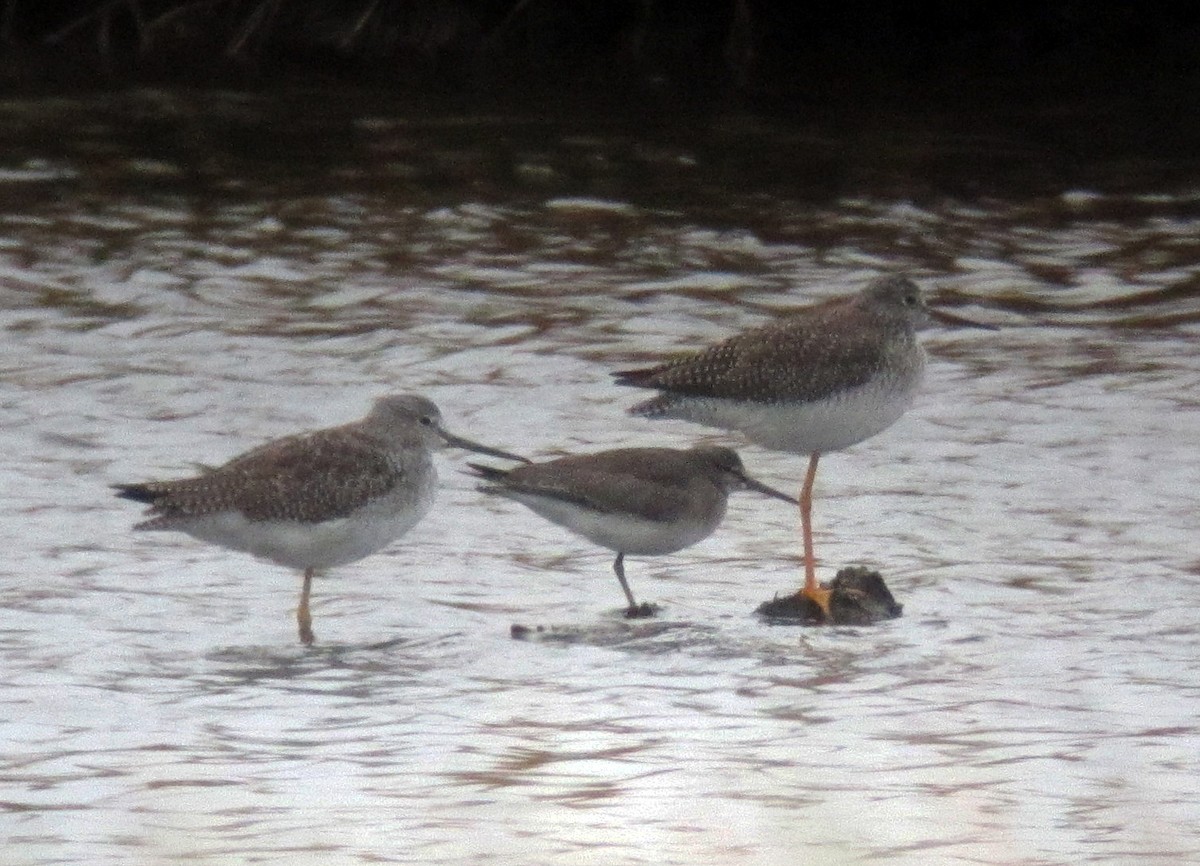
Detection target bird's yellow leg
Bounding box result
[799,453,832,619]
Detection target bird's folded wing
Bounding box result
[147,430,402,523]
[616,319,889,403]
[504,470,693,523]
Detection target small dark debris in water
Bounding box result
[756,566,902,625]
[509,603,660,641]
[510,619,686,647]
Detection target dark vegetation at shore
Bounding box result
[2,1,1199,109]
[4,1,1200,184]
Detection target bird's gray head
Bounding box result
[365,394,528,462]
[691,445,747,484]
[366,394,444,440]
[862,275,929,327]
[863,275,997,332]
[691,446,796,503]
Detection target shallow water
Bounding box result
[2,92,1199,865]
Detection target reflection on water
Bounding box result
[2,93,1199,865]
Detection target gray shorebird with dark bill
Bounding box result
[614,274,992,619]
[114,394,526,646]
[468,445,796,617]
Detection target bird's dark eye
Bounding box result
[903,293,919,307]
[419,416,434,426]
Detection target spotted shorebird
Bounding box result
[468,445,795,617]
[614,274,991,618]
[114,394,526,645]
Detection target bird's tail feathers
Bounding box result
[112,483,160,504]
[627,394,679,418]
[612,367,657,387]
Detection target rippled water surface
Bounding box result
[2,92,1199,865]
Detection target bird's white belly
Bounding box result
[179,491,435,571]
[666,378,919,454]
[508,492,723,556]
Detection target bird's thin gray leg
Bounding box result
[297,568,316,646]
[613,553,655,618]
[612,552,639,610]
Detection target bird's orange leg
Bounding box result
[297,568,316,646]
[799,453,832,619]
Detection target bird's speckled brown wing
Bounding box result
[615,299,895,404]
[488,449,702,523]
[122,428,403,526]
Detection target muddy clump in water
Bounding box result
[756,566,902,625]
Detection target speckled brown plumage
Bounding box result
[614,275,924,409]
[114,393,526,646]
[471,446,754,524]
[610,275,936,618]
[115,425,404,527]
[469,444,794,617]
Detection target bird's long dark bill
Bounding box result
[930,308,1000,330]
[440,430,530,463]
[741,475,798,504]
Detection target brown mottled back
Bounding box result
[615,275,925,406]
[117,426,404,527]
